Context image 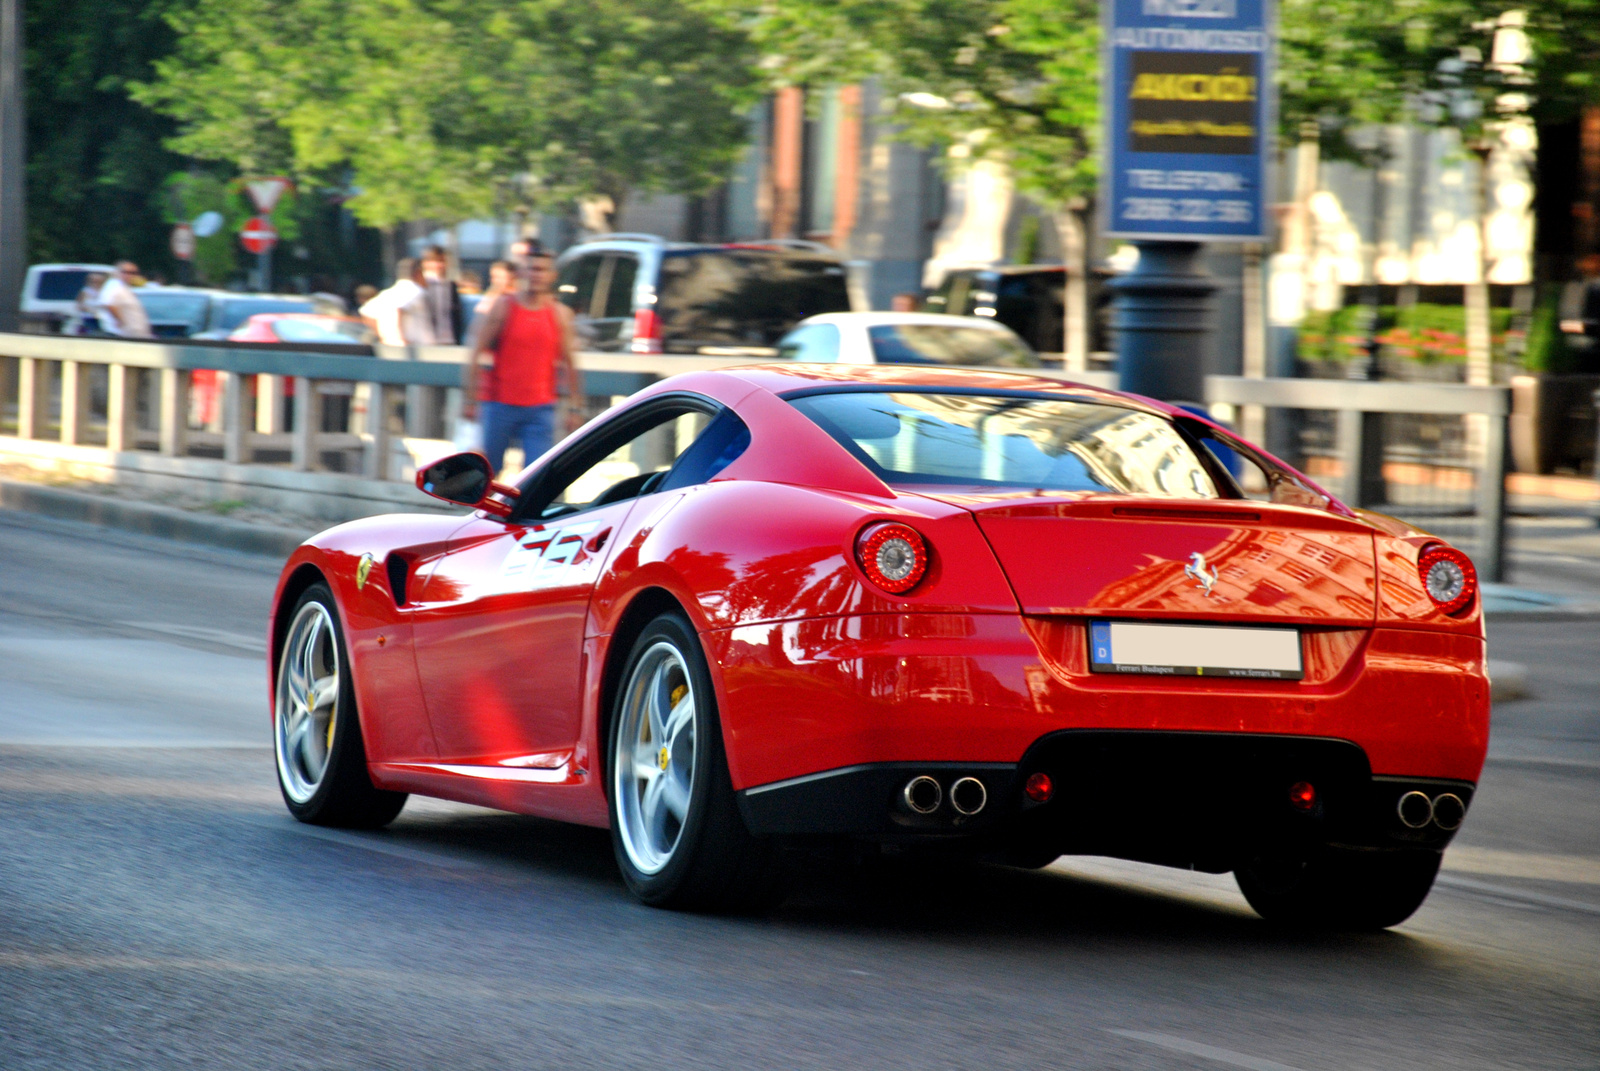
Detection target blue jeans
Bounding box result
[480,401,556,476]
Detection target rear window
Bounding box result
[138,291,211,331]
[789,390,1217,497]
[867,323,1039,368]
[217,299,314,331]
[270,318,368,343]
[655,250,850,349]
[35,271,90,302]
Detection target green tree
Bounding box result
[705,0,1099,358]
[136,0,761,231]
[24,0,187,272]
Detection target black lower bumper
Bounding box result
[736,731,1474,871]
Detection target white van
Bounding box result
[20,263,117,330]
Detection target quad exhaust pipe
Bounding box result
[902,775,988,816]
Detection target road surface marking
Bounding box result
[1107,1030,1307,1071]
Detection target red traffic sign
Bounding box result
[170,223,196,261]
[240,216,277,255]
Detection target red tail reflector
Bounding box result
[1417,544,1476,615]
[630,307,662,354]
[1024,772,1054,803]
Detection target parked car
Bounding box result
[191,294,318,339]
[137,287,220,339]
[267,362,1487,927]
[926,264,1114,355]
[554,235,853,355]
[228,313,373,345]
[19,262,116,331]
[777,312,1041,368]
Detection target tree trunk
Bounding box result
[1056,206,1089,372]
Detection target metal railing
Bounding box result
[1206,376,1511,581]
[2,333,1510,577]
[0,333,1116,482]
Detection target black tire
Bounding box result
[606,612,783,911]
[273,582,407,829]
[1235,847,1442,930]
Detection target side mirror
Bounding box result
[416,453,516,515]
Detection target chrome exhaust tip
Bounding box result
[1432,793,1466,831]
[904,776,942,815]
[949,777,987,816]
[1397,790,1434,829]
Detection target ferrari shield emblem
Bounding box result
[355,553,375,590]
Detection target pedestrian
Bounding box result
[95,261,154,339]
[891,291,923,313]
[420,244,464,344]
[463,252,581,475]
[359,259,433,345]
[71,272,107,335]
[466,259,516,347]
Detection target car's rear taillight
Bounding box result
[1417,544,1477,615]
[630,307,662,354]
[855,522,928,594]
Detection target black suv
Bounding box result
[925,265,1112,355]
[554,236,853,355]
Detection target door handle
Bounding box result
[586,527,612,553]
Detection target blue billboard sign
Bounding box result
[1101,0,1274,241]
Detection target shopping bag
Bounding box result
[452,417,483,453]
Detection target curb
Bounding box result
[0,478,313,558]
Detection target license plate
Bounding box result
[1088,620,1303,680]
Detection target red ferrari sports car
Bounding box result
[269,364,1488,927]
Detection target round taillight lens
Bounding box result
[1417,544,1477,615]
[856,522,928,594]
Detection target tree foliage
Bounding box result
[708,0,1099,210]
[136,0,762,229]
[24,0,187,269]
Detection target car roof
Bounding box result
[943,264,1066,277]
[796,312,1014,329]
[702,363,1173,416]
[561,236,843,259]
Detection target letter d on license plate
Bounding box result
[1089,620,1302,680]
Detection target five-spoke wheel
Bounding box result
[606,612,782,910]
[273,583,406,828]
[613,641,698,875]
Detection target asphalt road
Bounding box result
[2,508,1597,1071]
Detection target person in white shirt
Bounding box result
[95,262,154,339]
[359,259,434,345]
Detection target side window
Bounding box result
[523,404,749,520]
[777,323,841,362]
[601,255,638,319]
[557,255,604,316]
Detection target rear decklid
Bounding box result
[929,493,1376,625]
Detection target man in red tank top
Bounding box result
[463,251,580,475]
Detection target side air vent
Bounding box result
[385,554,411,608]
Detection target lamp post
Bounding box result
[0,0,25,334]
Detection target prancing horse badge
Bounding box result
[1184,551,1219,597]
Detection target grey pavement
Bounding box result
[1,507,1598,1070]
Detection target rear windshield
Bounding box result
[138,291,211,330]
[35,271,90,302]
[270,318,368,343]
[217,299,314,331]
[867,323,1040,368]
[789,391,1217,497]
[655,250,850,349]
